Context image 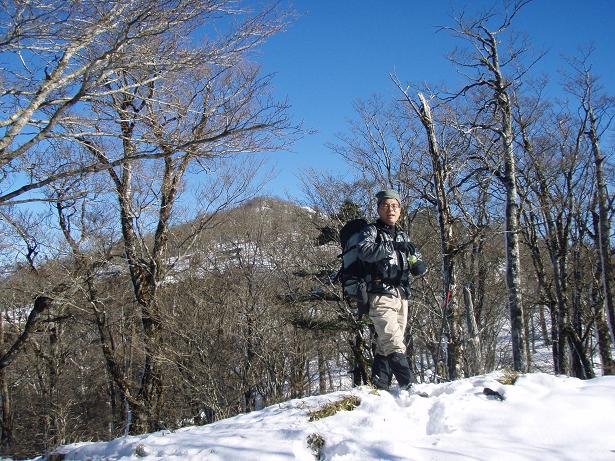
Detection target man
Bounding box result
[357,189,427,391]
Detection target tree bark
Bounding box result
[405,92,466,379]
[448,20,529,372]
[500,106,528,372]
[0,296,53,370]
[592,214,615,374]
[0,312,13,450]
[463,286,484,376]
[351,331,369,387]
[587,107,615,347]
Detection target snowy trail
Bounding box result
[31,373,615,461]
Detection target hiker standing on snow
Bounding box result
[357,189,427,391]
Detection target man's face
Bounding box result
[378,199,401,226]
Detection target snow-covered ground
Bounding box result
[28,372,615,461]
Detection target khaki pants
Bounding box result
[369,288,408,356]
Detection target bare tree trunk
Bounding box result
[0,296,53,370]
[351,331,369,387]
[592,214,615,374]
[46,316,61,446]
[501,108,528,372]
[549,235,572,376]
[570,237,595,379]
[549,301,565,375]
[133,309,164,434]
[447,13,529,372]
[587,107,615,347]
[400,91,466,379]
[105,370,118,437]
[0,313,13,450]
[521,210,554,348]
[289,343,306,398]
[593,286,615,374]
[539,306,550,346]
[242,306,257,413]
[463,286,483,376]
[317,350,327,394]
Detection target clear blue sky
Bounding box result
[251,0,615,201]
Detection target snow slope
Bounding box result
[30,372,615,461]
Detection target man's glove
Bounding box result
[394,241,416,255]
[410,260,427,277]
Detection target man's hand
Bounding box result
[410,260,427,277]
[394,241,416,255]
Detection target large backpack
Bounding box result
[338,218,370,310]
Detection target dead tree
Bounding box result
[79,63,292,433]
[580,79,615,348]
[560,53,615,372]
[446,2,532,371]
[392,89,468,379]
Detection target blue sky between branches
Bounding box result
[252,0,615,200]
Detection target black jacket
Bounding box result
[356,219,425,298]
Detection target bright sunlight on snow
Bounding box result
[29,372,615,461]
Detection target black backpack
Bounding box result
[338,218,370,310]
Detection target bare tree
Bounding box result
[516,92,598,377]
[0,0,295,434]
[0,0,289,205]
[98,60,290,432]
[327,95,422,207]
[565,57,615,348]
[391,88,468,380]
[446,1,534,371]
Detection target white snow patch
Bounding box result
[27,372,615,461]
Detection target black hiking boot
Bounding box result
[388,352,414,389]
[371,354,392,390]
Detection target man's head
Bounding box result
[376,189,401,226]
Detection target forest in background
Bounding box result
[0,0,613,458]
